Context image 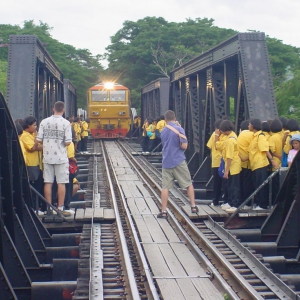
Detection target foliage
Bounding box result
[1,18,300,114]
[275,70,300,122]
[0,20,104,108]
[105,17,300,111]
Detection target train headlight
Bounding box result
[118,111,126,115]
[104,82,114,89]
[92,111,99,116]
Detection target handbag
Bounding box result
[147,131,153,138]
[69,159,79,178]
[27,165,40,181]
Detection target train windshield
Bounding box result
[92,91,108,101]
[110,90,126,101]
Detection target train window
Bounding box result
[110,90,126,101]
[92,91,108,101]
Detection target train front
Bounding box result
[88,82,131,138]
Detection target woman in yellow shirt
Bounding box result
[146,118,156,152]
[218,120,241,213]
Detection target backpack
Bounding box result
[69,159,79,179]
[218,158,225,178]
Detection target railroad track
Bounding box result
[117,140,300,300]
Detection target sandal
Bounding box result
[191,206,199,213]
[157,211,168,219]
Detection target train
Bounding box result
[87,82,132,138]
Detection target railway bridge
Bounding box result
[0,33,300,300]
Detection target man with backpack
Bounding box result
[157,110,197,219]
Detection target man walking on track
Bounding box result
[157,110,198,219]
[36,101,72,216]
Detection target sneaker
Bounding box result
[145,152,150,155]
[141,152,145,155]
[253,206,265,210]
[226,206,237,213]
[242,205,252,210]
[59,210,72,217]
[35,210,44,216]
[221,203,231,210]
[210,203,215,207]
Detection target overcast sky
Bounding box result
[1,0,299,67]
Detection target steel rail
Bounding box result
[104,141,160,300]
[89,153,103,300]
[120,141,298,300]
[122,142,190,206]
[100,141,141,299]
[117,141,242,300]
[205,217,300,300]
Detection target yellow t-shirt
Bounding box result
[74,122,82,141]
[283,131,300,154]
[262,131,270,141]
[20,131,40,167]
[269,132,283,170]
[81,121,89,137]
[222,132,241,175]
[156,120,166,132]
[237,130,254,169]
[19,138,27,164]
[142,122,149,137]
[215,133,228,153]
[146,124,156,140]
[66,142,75,158]
[206,132,222,168]
[248,131,269,171]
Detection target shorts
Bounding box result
[162,160,192,190]
[43,163,69,184]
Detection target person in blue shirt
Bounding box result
[157,110,197,218]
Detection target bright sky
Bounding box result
[1,0,299,67]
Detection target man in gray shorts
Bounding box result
[158,110,197,218]
[36,101,72,216]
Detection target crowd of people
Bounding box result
[16,102,90,216]
[207,116,300,213]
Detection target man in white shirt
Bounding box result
[36,101,72,216]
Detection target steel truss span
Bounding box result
[170,32,277,163]
[6,35,76,123]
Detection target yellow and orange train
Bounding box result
[87,82,132,138]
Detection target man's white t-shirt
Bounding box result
[36,115,72,164]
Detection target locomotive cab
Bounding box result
[87,82,131,138]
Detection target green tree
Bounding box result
[275,70,300,121]
[105,17,236,109]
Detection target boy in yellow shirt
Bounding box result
[237,120,254,206]
[218,120,241,213]
[207,119,223,206]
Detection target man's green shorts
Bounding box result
[162,160,192,190]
